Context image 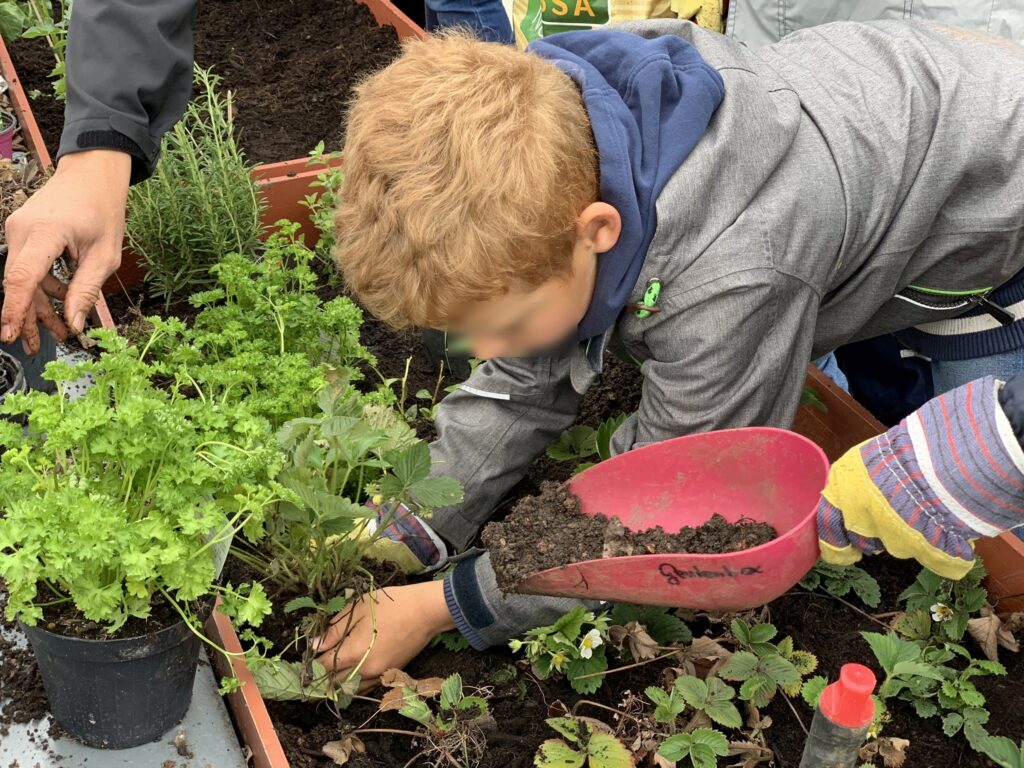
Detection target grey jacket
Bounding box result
[435,20,1024,647]
[727,0,1024,47]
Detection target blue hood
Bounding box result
[528,29,724,345]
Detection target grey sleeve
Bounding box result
[428,351,584,550]
[59,0,198,183]
[611,268,820,455]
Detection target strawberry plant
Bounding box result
[899,562,988,643]
[510,606,611,694]
[546,414,627,473]
[0,331,283,637]
[535,717,634,768]
[646,675,743,730]
[719,620,816,706]
[799,560,882,608]
[658,728,729,768]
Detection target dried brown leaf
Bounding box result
[323,736,366,765]
[379,668,445,696]
[609,621,661,661]
[861,737,910,768]
[381,668,416,689]
[380,687,414,712]
[968,605,1020,662]
[728,740,773,767]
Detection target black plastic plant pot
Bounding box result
[0,348,27,406]
[20,619,201,749]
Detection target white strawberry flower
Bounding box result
[931,602,953,622]
[579,629,604,659]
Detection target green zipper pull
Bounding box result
[633,278,662,319]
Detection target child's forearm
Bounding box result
[443,551,603,649]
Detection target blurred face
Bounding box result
[444,203,621,359]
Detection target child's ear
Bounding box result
[577,202,621,253]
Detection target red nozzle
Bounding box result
[819,664,876,729]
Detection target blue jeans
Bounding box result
[931,348,1024,541]
[931,348,1024,395]
[424,0,513,43]
[813,352,849,392]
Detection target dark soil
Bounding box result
[482,480,778,590]
[256,557,1020,768]
[194,0,403,164]
[37,593,196,642]
[0,605,48,737]
[4,34,64,156]
[7,1,404,166]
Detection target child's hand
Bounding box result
[816,376,1024,580]
[310,581,456,691]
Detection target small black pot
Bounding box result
[21,619,201,749]
[0,348,27,407]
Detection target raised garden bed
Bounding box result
[196,343,1024,768]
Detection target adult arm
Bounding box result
[2,0,197,348]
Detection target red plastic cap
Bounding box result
[819,664,876,728]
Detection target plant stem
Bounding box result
[783,591,892,629]
[354,728,425,739]
[781,692,809,736]
[572,649,681,681]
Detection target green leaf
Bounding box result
[739,674,778,708]
[862,632,920,675]
[566,651,608,695]
[388,441,433,486]
[659,734,693,763]
[721,651,760,681]
[802,676,828,709]
[398,693,434,727]
[440,674,463,711]
[587,732,634,768]
[553,606,588,640]
[761,655,801,686]
[608,604,692,644]
[913,699,939,718]
[748,623,778,645]
[891,661,946,681]
[691,728,730,757]
[674,676,708,709]
[283,596,318,614]
[546,718,584,744]
[408,476,464,509]
[547,426,598,462]
[704,678,743,729]
[943,713,965,737]
[535,740,586,768]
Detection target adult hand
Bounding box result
[2,150,131,353]
[311,580,456,691]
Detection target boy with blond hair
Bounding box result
[309,22,1024,686]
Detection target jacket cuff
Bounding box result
[443,566,491,651]
[58,117,159,185]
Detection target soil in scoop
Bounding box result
[482,481,777,590]
[7,0,403,165]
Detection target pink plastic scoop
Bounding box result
[516,427,830,612]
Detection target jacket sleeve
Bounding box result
[58,0,198,184]
[428,351,584,550]
[610,267,821,454]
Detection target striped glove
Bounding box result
[817,375,1024,580]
